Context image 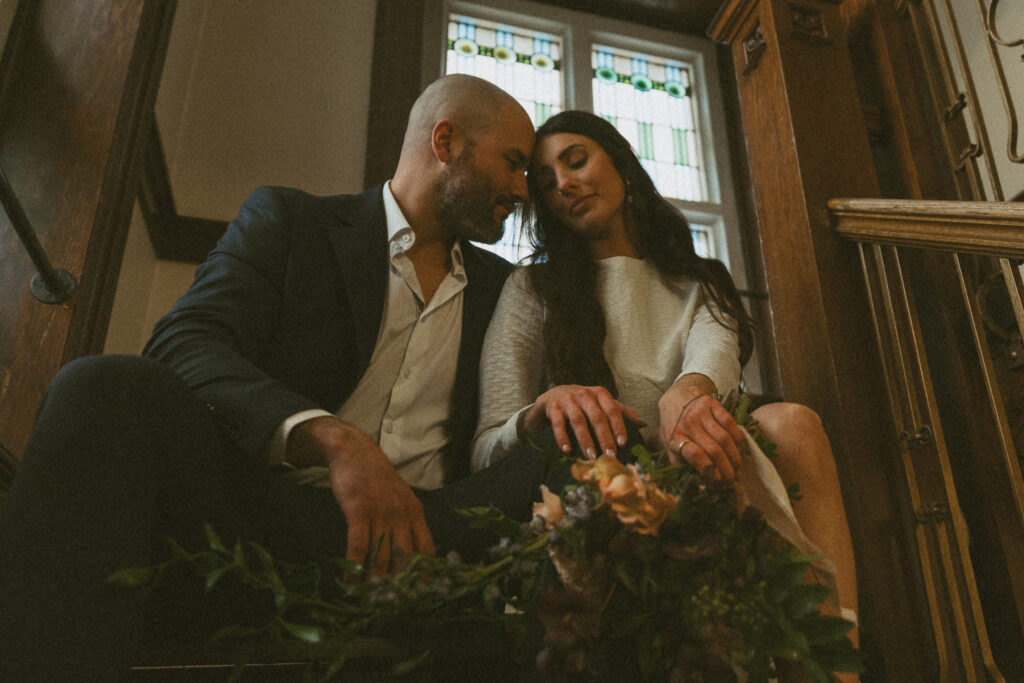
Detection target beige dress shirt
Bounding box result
[268,181,465,490]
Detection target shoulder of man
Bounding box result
[460,240,514,281]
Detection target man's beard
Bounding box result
[434,153,507,244]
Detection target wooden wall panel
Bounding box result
[0,0,175,462]
[710,0,931,679]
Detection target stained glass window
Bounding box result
[446,16,563,128]
[592,45,704,202]
[442,14,712,264]
[445,15,565,262]
[689,224,714,259]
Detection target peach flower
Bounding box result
[571,454,627,489]
[533,484,564,528]
[572,455,679,535]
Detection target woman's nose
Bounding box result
[557,174,576,195]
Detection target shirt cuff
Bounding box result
[471,403,534,472]
[265,409,334,466]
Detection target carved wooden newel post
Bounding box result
[710,1,939,679]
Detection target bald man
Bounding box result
[0,75,561,679]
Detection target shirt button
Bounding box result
[385,422,393,434]
[403,368,412,379]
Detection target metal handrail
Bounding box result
[0,165,76,304]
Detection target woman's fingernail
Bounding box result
[616,435,626,446]
[586,447,596,459]
[561,443,572,453]
[605,448,616,457]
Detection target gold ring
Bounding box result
[674,438,690,453]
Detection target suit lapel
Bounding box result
[446,242,510,480]
[326,185,388,375]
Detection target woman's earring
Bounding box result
[625,179,634,204]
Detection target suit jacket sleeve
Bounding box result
[142,186,354,460]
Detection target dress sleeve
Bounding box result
[471,268,547,472]
[677,292,742,397]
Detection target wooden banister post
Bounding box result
[0,0,175,461]
[710,1,932,679]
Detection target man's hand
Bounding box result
[658,375,745,481]
[522,384,645,459]
[286,416,435,575]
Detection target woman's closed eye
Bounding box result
[567,155,587,170]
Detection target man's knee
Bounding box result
[49,355,181,406]
[25,355,208,471]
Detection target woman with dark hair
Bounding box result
[471,111,859,665]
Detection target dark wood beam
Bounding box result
[363,0,427,189]
[0,0,176,459]
[539,0,721,36]
[138,120,226,263]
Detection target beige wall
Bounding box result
[105,0,377,353]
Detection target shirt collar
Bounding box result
[383,180,466,277]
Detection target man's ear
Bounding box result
[431,119,456,163]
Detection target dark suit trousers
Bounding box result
[0,355,572,681]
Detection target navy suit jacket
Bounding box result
[143,185,512,483]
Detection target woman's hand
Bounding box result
[659,378,745,481]
[521,385,645,459]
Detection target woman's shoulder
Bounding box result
[498,265,543,306]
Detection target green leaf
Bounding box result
[205,564,234,592]
[783,584,832,619]
[799,614,857,644]
[811,640,865,673]
[614,562,639,595]
[227,641,256,683]
[456,505,520,536]
[633,444,656,470]
[390,648,431,675]
[787,482,803,502]
[787,553,825,564]
[205,524,227,553]
[769,562,809,601]
[800,659,831,683]
[107,566,155,587]
[233,539,246,568]
[322,651,350,681]
[732,393,751,425]
[164,536,191,560]
[279,619,324,644]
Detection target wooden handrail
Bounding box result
[829,198,1024,258]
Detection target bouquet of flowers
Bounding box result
[522,442,860,681]
[111,397,861,681]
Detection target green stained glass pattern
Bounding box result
[446,15,566,263]
[637,122,654,160]
[592,45,703,201]
[673,129,688,166]
[446,16,563,129]
[535,102,552,125]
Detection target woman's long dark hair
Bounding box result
[524,111,754,391]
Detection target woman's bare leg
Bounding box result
[751,402,860,680]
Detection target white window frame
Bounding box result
[421,0,748,294]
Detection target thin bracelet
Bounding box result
[670,393,711,437]
[679,394,704,417]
